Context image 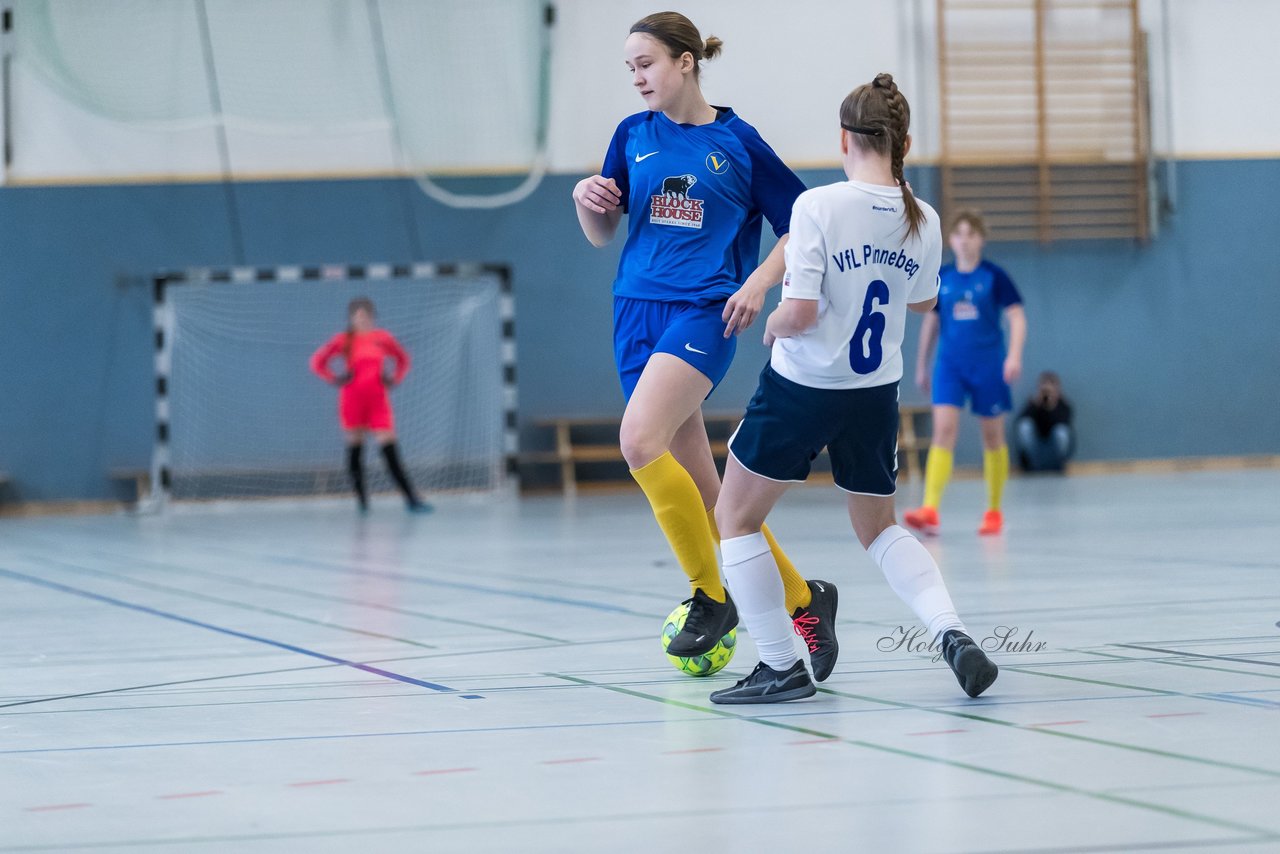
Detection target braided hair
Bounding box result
[839,73,925,241]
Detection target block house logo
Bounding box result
[650,174,703,229]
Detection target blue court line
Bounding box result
[1200,693,1280,710]
[254,552,653,617]
[0,567,459,695]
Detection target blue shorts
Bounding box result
[613,296,736,401]
[932,353,1012,417]
[729,363,900,496]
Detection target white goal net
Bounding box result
[154,265,512,503]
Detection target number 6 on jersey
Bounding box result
[849,279,890,374]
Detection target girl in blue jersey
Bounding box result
[905,210,1027,536]
[571,12,838,672]
[709,74,998,704]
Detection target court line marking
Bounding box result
[549,673,1277,839]
[0,567,460,695]
[1002,663,1280,711]
[1117,643,1280,670]
[14,795,1224,852]
[812,681,1280,780]
[1065,646,1280,681]
[257,552,656,618]
[84,549,570,643]
[0,717,706,755]
[0,637,649,712]
[23,555,439,650]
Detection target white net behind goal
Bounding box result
[163,271,507,502]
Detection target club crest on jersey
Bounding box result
[706,151,730,174]
[650,174,703,229]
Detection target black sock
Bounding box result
[347,445,367,508]
[380,442,419,504]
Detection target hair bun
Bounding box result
[702,35,723,60]
[873,72,896,91]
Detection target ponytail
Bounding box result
[839,73,926,241]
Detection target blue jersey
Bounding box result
[935,259,1022,362]
[601,107,805,303]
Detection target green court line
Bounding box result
[550,673,1277,839]
[25,556,438,650]
[1001,662,1280,714]
[814,682,1280,781]
[1066,646,1280,681]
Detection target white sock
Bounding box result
[868,525,966,643]
[721,532,800,671]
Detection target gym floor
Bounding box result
[3,469,1278,852]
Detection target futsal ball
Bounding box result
[661,601,736,677]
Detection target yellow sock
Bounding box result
[984,445,1009,511]
[631,453,723,601]
[707,509,811,613]
[922,446,954,509]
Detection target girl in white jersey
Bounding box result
[709,74,998,704]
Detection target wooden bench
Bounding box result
[109,468,152,504]
[524,406,934,493]
[523,414,739,495]
[897,405,932,480]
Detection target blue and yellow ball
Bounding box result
[661,601,736,676]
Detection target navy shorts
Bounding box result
[932,353,1012,417]
[613,296,736,401]
[729,363,900,496]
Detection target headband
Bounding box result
[841,122,885,136]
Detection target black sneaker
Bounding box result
[941,629,999,698]
[709,660,816,705]
[665,588,738,657]
[791,579,839,682]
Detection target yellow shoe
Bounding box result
[978,509,1003,536]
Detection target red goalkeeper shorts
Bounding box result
[339,382,394,431]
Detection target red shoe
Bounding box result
[903,506,940,536]
[978,509,1003,536]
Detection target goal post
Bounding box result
[148,262,517,507]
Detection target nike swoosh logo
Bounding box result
[684,343,708,355]
[635,151,659,162]
[695,635,707,643]
[814,582,825,593]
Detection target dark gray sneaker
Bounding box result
[791,579,839,682]
[709,660,816,705]
[666,588,738,657]
[941,629,999,698]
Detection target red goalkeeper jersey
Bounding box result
[309,329,410,388]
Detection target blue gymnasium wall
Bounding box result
[2,158,1279,501]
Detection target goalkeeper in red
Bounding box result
[310,297,432,513]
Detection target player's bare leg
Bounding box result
[622,355,735,655]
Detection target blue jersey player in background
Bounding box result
[570,12,838,674]
[905,209,1027,536]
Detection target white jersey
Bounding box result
[771,180,942,390]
